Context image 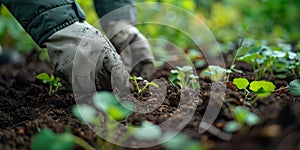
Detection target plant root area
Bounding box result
[0,51,300,150]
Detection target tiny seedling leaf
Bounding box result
[36,73,50,80]
[149,82,159,88]
[93,92,119,112]
[162,133,204,150]
[290,79,300,96]
[31,128,74,150]
[223,121,241,133]
[133,121,162,141]
[233,78,249,90]
[72,105,97,123]
[233,106,249,123]
[245,112,260,126]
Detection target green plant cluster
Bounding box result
[238,41,300,79]
[169,66,200,89]
[200,65,231,82]
[233,78,276,103]
[36,73,62,95]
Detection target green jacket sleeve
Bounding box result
[94,0,136,26]
[1,0,86,47]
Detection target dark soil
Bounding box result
[0,51,300,150]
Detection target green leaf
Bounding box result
[245,112,260,126]
[223,121,241,133]
[149,82,159,88]
[107,101,134,120]
[92,92,119,112]
[290,79,300,96]
[192,82,200,89]
[31,128,74,150]
[233,106,249,123]
[249,81,276,97]
[72,105,97,123]
[238,53,261,63]
[133,121,162,141]
[233,78,249,90]
[189,74,199,79]
[162,133,204,150]
[36,73,50,81]
[107,106,126,121]
[50,75,55,81]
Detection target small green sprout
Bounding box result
[162,133,204,150]
[72,92,135,149]
[223,106,260,133]
[289,79,300,96]
[169,66,200,89]
[130,76,159,94]
[133,121,162,141]
[200,65,231,82]
[36,73,62,95]
[32,128,95,150]
[233,78,276,102]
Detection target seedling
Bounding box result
[133,121,162,141]
[233,78,276,102]
[72,91,134,149]
[71,92,162,149]
[162,133,204,150]
[289,79,300,96]
[223,106,260,133]
[36,73,62,95]
[200,65,231,82]
[130,76,159,94]
[169,66,200,89]
[226,35,249,81]
[32,128,95,150]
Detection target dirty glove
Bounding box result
[45,21,129,93]
[102,20,155,80]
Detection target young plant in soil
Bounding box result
[162,133,204,150]
[72,91,134,149]
[226,37,247,81]
[73,91,162,149]
[233,78,276,103]
[130,76,159,94]
[223,106,260,133]
[36,72,62,95]
[238,42,300,79]
[200,65,231,82]
[169,66,200,89]
[289,79,300,96]
[32,128,95,150]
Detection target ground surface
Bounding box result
[0,51,300,150]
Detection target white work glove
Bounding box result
[45,21,129,93]
[103,20,155,80]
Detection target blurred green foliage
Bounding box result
[0,0,299,54]
[136,0,300,50]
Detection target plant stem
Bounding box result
[48,85,52,95]
[72,135,95,150]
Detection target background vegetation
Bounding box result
[0,0,299,54]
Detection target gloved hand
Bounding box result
[45,21,129,93]
[103,20,155,80]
